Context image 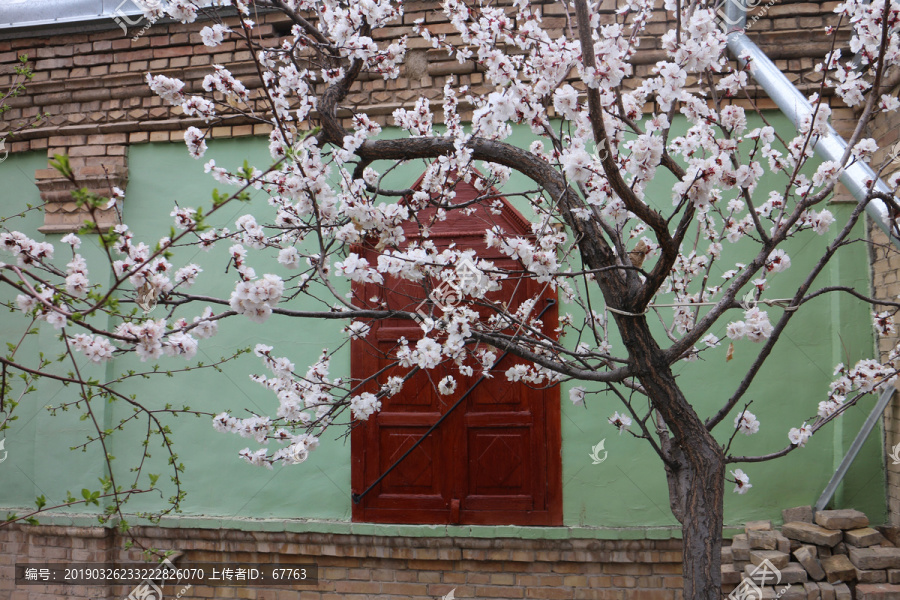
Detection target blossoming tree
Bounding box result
[2,0,900,597]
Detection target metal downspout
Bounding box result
[722,3,900,246]
[721,2,899,509]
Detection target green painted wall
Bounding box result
[0,113,886,535]
[0,152,111,515]
[113,140,354,521]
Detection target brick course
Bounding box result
[868,82,900,528]
[1,524,684,600]
[0,0,870,230]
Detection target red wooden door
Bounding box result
[350,176,562,526]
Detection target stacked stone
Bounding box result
[721,507,900,600]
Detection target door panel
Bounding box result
[377,427,444,500]
[351,175,561,526]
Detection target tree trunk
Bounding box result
[671,436,725,600]
[615,316,726,600]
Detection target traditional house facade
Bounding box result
[0,1,897,599]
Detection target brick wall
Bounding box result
[0,0,864,230]
[1,524,684,600]
[866,82,900,526]
[0,0,857,144]
[871,219,900,526]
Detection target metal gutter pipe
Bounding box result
[719,1,900,510]
[721,5,900,246]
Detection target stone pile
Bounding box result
[721,507,900,600]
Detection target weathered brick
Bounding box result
[851,548,900,570]
[815,510,869,531]
[782,523,843,547]
[878,527,900,547]
[780,564,811,584]
[794,546,826,581]
[783,585,812,600]
[722,563,743,585]
[380,582,429,595]
[833,583,852,600]
[476,584,525,598]
[803,582,821,600]
[857,568,888,584]
[751,551,790,570]
[778,535,793,555]
[529,587,585,599]
[821,555,857,584]
[818,582,836,600]
[845,528,886,548]
[733,534,751,561]
[68,145,105,157]
[856,584,900,600]
[743,561,800,585]
[750,530,780,550]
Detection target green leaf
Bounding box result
[49,154,73,179]
[78,221,97,235]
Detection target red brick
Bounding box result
[474,585,526,598]
[333,581,381,594]
[526,588,577,599]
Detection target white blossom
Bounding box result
[438,376,457,395]
[277,247,300,269]
[569,386,586,406]
[15,294,37,314]
[345,321,370,340]
[730,469,751,494]
[184,127,207,159]
[70,334,116,363]
[200,24,230,47]
[146,73,185,105]
[175,264,202,288]
[608,411,632,434]
[60,233,81,249]
[874,311,896,336]
[734,410,760,435]
[788,422,812,447]
[192,307,219,339]
[229,274,284,323]
[350,392,382,420]
[163,332,199,360]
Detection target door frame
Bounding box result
[349,173,562,526]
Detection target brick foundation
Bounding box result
[0,524,684,600]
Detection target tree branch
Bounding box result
[572,0,677,310]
